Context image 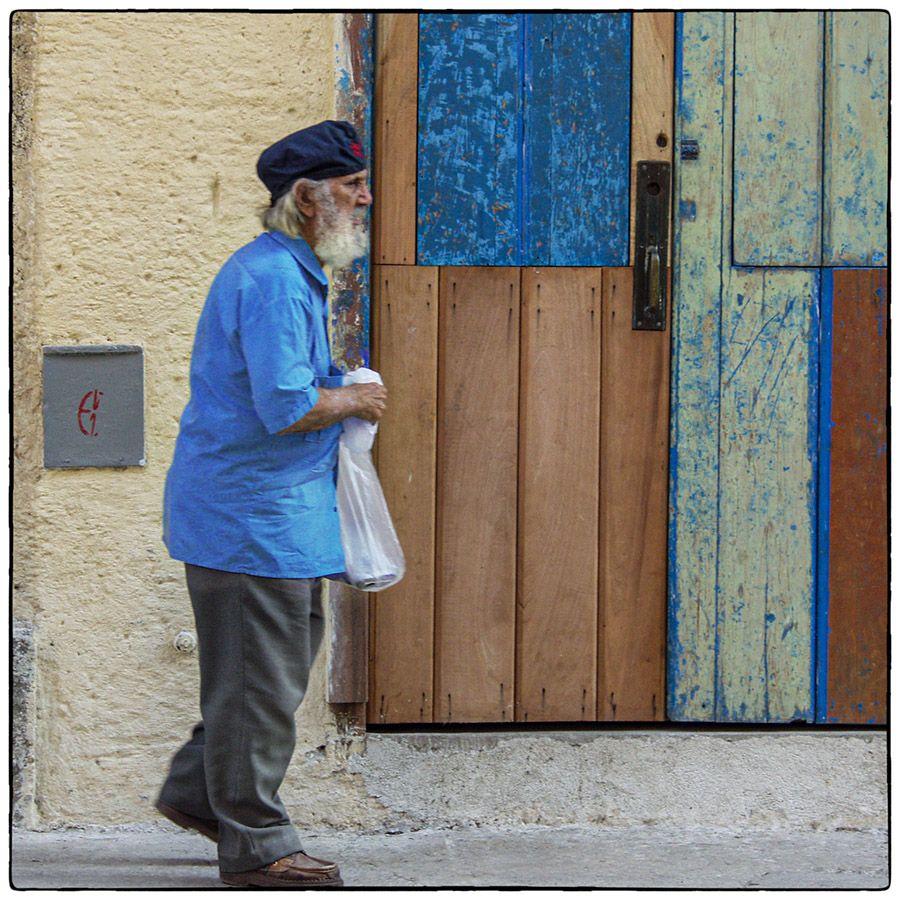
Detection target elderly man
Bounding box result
[155,121,384,888]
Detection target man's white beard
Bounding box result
[313,191,368,269]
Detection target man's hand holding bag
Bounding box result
[336,368,405,591]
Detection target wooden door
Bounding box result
[668,12,888,723]
[369,12,672,724]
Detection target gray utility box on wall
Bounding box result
[42,345,145,469]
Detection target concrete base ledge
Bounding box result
[348,730,886,833]
[11,823,890,889]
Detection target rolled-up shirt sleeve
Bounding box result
[237,265,321,434]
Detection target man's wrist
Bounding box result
[278,386,357,435]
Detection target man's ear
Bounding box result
[293,181,318,218]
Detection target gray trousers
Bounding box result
[158,564,324,873]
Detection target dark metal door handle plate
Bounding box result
[633,161,671,331]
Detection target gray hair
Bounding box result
[259,178,331,237]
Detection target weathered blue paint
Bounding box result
[667,10,727,721]
[332,12,373,371]
[671,12,821,723]
[678,199,697,221]
[667,13,688,720]
[716,267,818,723]
[526,13,631,264]
[731,12,824,266]
[822,12,889,266]
[814,268,834,722]
[524,12,548,264]
[417,12,631,266]
[806,272,823,722]
[730,13,887,269]
[417,13,521,265]
[517,13,530,264]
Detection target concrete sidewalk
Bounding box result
[11,824,889,889]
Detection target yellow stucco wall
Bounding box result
[13,11,378,828]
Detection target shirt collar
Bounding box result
[265,230,329,288]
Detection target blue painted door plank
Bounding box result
[814,268,834,722]
[417,13,521,266]
[524,12,551,264]
[417,13,631,267]
[526,13,632,265]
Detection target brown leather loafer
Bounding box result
[155,799,219,843]
[220,852,343,888]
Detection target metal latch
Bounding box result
[680,139,699,160]
[632,161,671,331]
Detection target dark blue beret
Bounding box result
[257,120,367,203]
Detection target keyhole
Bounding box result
[646,181,661,196]
[656,132,668,148]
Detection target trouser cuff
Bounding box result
[217,824,303,874]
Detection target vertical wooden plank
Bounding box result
[673,12,823,723]
[526,13,631,266]
[332,12,374,372]
[327,581,368,703]
[599,268,668,721]
[717,267,818,722]
[373,13,419,265]
[668,11,730,721]
[522,13,551,265]
[516,268,601,722]
[417,14,520,265]
[732,12,824,266]
[330,15,374,725]
[368,265,438,723]
[822,268,887,723]
[630,12,675,267]
[822,12,888,267]
[435,267,519,722]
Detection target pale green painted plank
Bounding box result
[672,11,819,724]
[668,11,732,721]
[717,267,817,722]
[823,11,888,266]
[732,12,824,266]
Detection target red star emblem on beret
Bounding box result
[350,141,363,159]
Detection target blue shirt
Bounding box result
[163,231,345,578]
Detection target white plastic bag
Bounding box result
[336,368,405,591]
[341,367,382,452]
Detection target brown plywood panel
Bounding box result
[516,268,601,722]
[598,267,669,721]
[630,12,675,266]
[369,265,438,723]
[373,13,419,264]
[826,268,887,723]
[435,267,519,722]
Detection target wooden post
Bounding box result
[328,13,374,730]
[327,581,369,708]
[629,12,675,267]
[373,13,419,265]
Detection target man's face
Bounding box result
[310,170,372,268]
[327,170,373,220]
